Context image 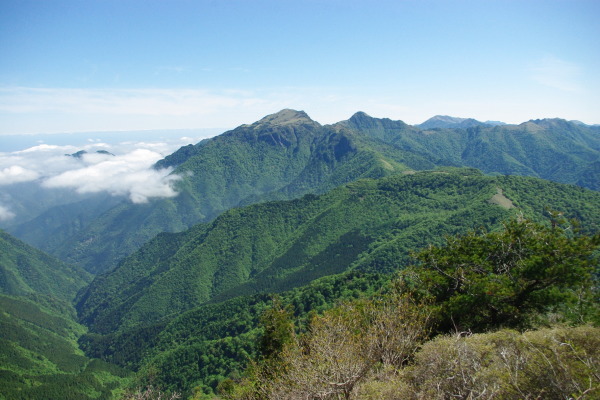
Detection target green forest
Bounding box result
[1,110,599,399]
[216,218,599,399]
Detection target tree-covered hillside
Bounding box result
[3,110,599,400]
[0,230,90,302]
[220,217,599,400]
[6,192,122,256]
[342,112,600,190]
[0,294,131,400]
[80,270,390,396]
[77,170,600,336]
[87,215,599,398]
[3,162,599,398]
[0,232,131,399]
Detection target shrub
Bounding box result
[402,218,600,332]
[404,326,600,399]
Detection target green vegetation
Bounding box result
[222,219,599,399]
[0,294,132,400]
[0,230,90,302]
[402,217,600,331]
[343,113,600,191]
[0,232,131,399]
[77,170,600,335]
[73,171,599,398]
[8,193,122,256]
[54,109,423,274]
[2,110,600,399]
[80,271,390,397]
[9,111,598,275]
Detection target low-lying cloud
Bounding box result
[0,137,199,220]
[0,204,15,221]
[0,165,40,185]
[42,149,181,203]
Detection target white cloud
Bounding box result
[0,139,191,206]
[0,204,15,221]
[0,145,85,184]
[0,165,40,185]
[42,149,181,203]
[530,56,583,93]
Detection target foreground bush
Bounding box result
[121,385,181,400]
[403,217,600,332]
[222,293,431,400]
[222,219,599,399]
[399,325,599,400]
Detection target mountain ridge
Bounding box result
[41,110,431,273]
[0,230,91,302]
[76,170,600,334]
[418,115,490,129]
[1,109,599,398]
[5,109,600,275]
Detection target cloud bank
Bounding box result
[42,149,180,203]
[42,149,181,203]
[0,137,199,220]
[0,205,15,221]
[0,165,40,185]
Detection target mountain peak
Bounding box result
[339,111,409,135]
[350,111,372,119]
[345,111,375,126]
[524,118,577,130]
[256,109,317,126]
[428,115,467,123]
[419,115,487,129]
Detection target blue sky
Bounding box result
[1,0,599,134]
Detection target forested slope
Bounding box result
[85,208,600,398]
[77,169,600,335]
[220,217,600,400]
[0,232,130,399]
[342,112,600,190]
[0,230,90,302]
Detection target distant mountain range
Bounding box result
[418,115,506,129]
[4,109,599,274]
[417,115,599,129]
